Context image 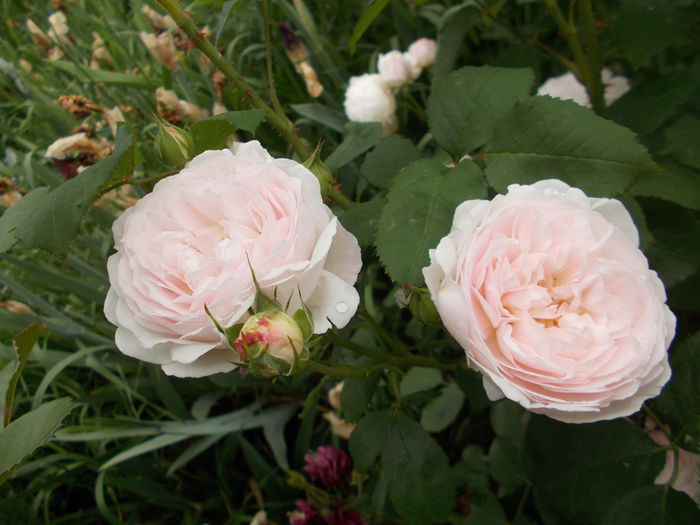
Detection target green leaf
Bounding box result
[605,70,697,136]
[325,122,382,171]
[488,436,531,496]
[349,409,391,473]
[601,485,700,525]
[100,433,189,471]
[420,382,465,433]
[210,109,266,134]
[339,377,372,424]
[461,492,509,525]
[3,322,45,427]
[655,332,700,441]
[0,125,135,256]
[527,416,666,523]
[627,162,700,211]
[339,197,384,248]
[361,135,421,189]
[612,1,692,68]
[382,411,455,524]
[400,366,442,396]
[47,60,154,88]
[427,66,534,159]
[190,119,236,154]
[375,158,487,285]
[485,96,658,196]
[662,115,700,170]
[292,103,345,133]
[0,398,78,478]
[348,0,391,54]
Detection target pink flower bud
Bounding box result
[234,311,305,375]
[403,38,437,78]
[377,50,412,87]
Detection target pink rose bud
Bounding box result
[377,50,412,87]
[403,37,437,78]
[303,445,352,488]
[234,311,306,376]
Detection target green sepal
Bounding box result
[302,140,333,197]
[204,304,227,336]
[293,305,314,342]
[246,257,283,313]
[286,470,331,509]
[225,322,244,343]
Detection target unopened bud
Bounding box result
[408,287,442,328]
[303,142,333,197]
[154,121,194,168]
[234,311,308,377]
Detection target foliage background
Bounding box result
[0,0,699,524]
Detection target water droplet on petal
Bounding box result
[335,302,348,313]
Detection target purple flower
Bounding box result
[327,502,365,525]
[289,499,325,525]
[303,446,352,488]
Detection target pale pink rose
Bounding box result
[377,50,412,87]
[403,38,437,78]
[343,73,397,135]
[423,179,675,423]
[104,141,362,377]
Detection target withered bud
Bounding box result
[212,71,226,90]
[278,22,308,63]
[0,177,22,208]
[57,94,100,119]
[72,123,95,137]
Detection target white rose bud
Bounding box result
[343,73,397,135]
[377,50,412,87]
[234,311,306,377]
[403,38,437,78]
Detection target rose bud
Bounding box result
[233,311,307,377]
[408,287,442,328]
[154,121,195,168]
[377,50,412,87]
[403,37,437,78]
[343,74,397,136]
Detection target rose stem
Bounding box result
[542,0,605,113]
[154,0,356,209]
[305,359,368,379]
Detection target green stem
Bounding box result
[542,0,604,113]
[328,186,354,209]
[260,0,286,121]
[99,170,177,195]
[305,360,367,379]
[358,306,408,355]
[155,0,308,158]
[388,354,459,371]
[577,0,605,113]
[154,0,355,207]
[325,333,389,361]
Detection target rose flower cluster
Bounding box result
[105,141,675,424]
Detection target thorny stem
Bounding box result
[542,0,604,113]
[154,0,356,207]
[260,0,286,122]
[99,170,178,195]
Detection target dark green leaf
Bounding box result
[361,135,421,188]
[655,332,700,440]
[488,436,531,496]
[339,377,371,424]
[190,119,236,154]
[601,485,700,525]
[339,197,384,248]
[527,416,666,523]
[427,66,534,159]
[662,115,700,170]
[628,162,700,211]
[613,1,692,68]
[325,122,382,171]
[605,71,697,136]
[0,125,135,256]
[376,158,487,285]
[210,109,266,134]
[485,97,658,196]
[3,322,46,427]
[382,411,455,524]
[349,409,390,473]
[0,398,79,477]
[400,366,442,396]
[348,0,391,54]
[292,103,345,133]
[420,382,465,433]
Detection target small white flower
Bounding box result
[343,73,397,135]
[378,50,412,87]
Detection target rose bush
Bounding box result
[104,141,362,377]
[423,179,675,423]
